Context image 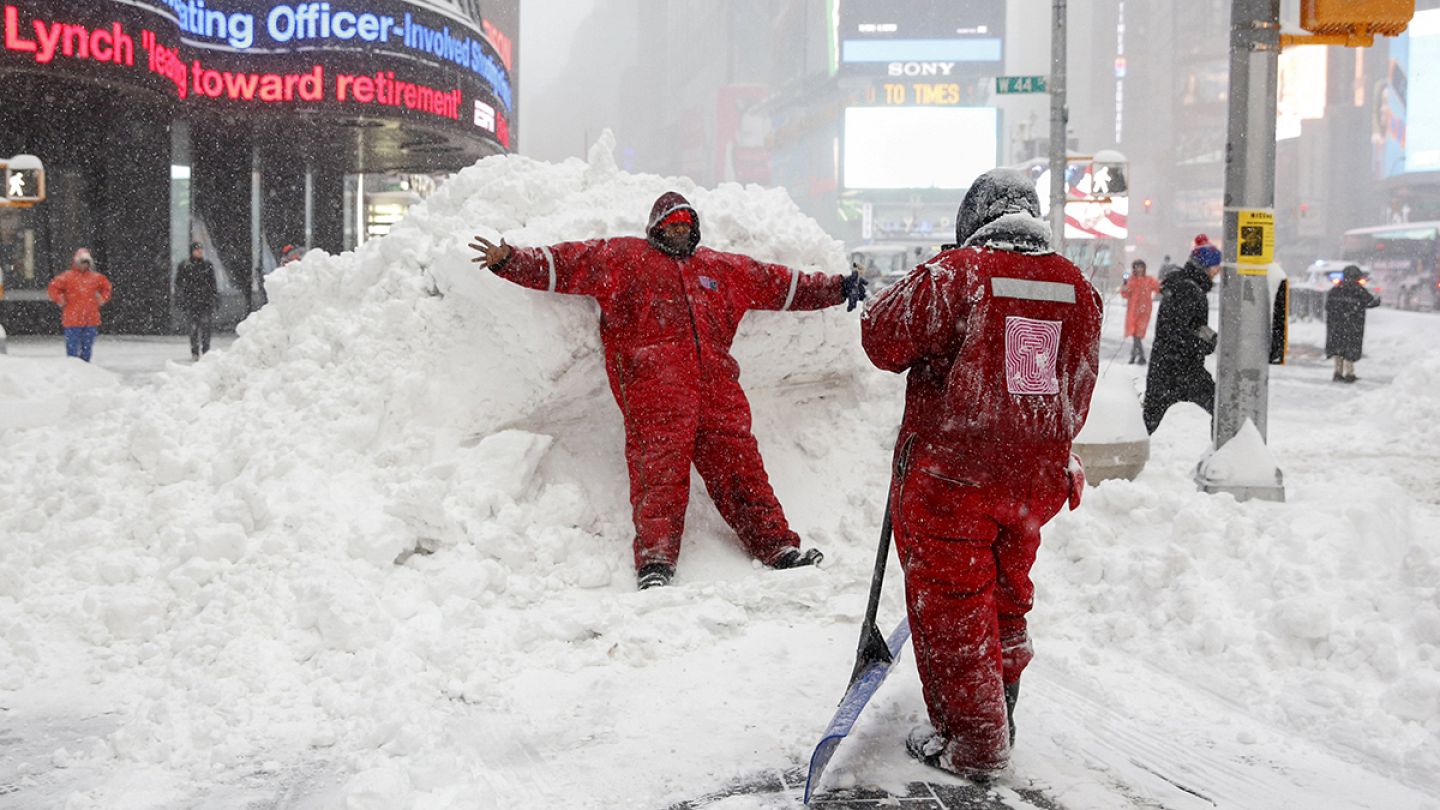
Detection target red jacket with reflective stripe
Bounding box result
[495,237,843,368]
[862,245,1102,470]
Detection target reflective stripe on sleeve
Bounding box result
[541,246,557,292]
[781,267,800,310]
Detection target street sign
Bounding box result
[996,75,1048,94]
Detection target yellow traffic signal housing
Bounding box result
[1287,0,1413,47]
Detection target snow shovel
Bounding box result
[803,498,911,804]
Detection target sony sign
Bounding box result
[887,61,956,77]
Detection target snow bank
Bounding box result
[0,134,891,807]
[0,355,119,429]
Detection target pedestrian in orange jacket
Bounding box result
[47,248,112,362]
[470,192,867,590]
[1120,259,1161,364]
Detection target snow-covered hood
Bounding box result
[955,168,1052,254]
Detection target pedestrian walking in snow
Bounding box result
[175,242,218,361]
[1120,259,1161,364]
[860,169,1102,781]
[1142,235,1221,434]
[469,191,866,590]
[1157,254,1181,282]
[1324,265,1380,383]
[47,248,112,362]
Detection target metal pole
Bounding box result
[1048,0,1068,253]
[1204,0,1285,501]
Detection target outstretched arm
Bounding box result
[742,258,847,312]
[469,234,607,296]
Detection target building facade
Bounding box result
[0,0,517,333]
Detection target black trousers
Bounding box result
[1142,369,1214,434]
[186,310,213,356]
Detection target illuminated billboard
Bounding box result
[843,106,997,190]
[1402,9,1440,173]
[837,0,1003,78]
[0,0,515,148]
[1276,45,1326,141]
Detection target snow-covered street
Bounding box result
[1,148,1437,810]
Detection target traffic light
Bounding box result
[1287,0,1413,47]
[1302,0,1412,36]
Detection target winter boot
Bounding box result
[1004,681,1021,746]
[770,548,824,569]
[905,727,1005,783]
[636,563,674,590]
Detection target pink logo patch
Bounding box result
[1005,317,1062,395]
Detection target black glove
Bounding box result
[841,269,868,312]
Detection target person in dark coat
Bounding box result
[175,242,218,360]
[1324,265,1380,383]
[1142,235,1221,434]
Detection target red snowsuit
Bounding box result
[492,192,846,570]
[1120,273,1160,339]
[862,236,1101,773]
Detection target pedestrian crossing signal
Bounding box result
[1,155,45,207]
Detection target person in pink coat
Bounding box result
[1119,259,1161,364]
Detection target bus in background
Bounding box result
[1340,222,1440,310]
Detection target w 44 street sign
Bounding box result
[996,75,1048,94]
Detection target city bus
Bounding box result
[1340,221,1440,310]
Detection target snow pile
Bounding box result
[1196,418,1283,488]
[1040,308,1440,789]
[1072,371,1147,445]
[0,355,119,429]
[0,134,887,806]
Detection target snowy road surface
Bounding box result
[1,148,1436,809]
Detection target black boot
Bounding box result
[636,563,674,590]
[770,548,824,569]
[1004,681,1021,746]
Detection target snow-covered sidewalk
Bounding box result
[1,144,1436,809]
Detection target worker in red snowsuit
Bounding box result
[470,191,867,590]
[1120,259,1161,364]
[861,170,1102,780]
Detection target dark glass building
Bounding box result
[0,0,517,333]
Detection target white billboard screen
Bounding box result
[843,107,997,190]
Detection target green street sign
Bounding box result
[996,75,1048,94]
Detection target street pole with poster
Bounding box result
[1199,0,1415,502]
[1197,0,1286,502]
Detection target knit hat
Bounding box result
[1190,234,1221,269]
